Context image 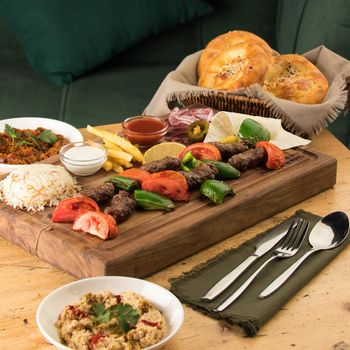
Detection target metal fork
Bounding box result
[213,218,309,312]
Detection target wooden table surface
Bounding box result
[0,127,349,350]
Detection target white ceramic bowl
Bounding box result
[60,141,107,176]
[36,276,184,350]
[0,117,83,172]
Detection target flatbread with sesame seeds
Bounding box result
[198,41,272,91]
[263,54,329,104]
[197,30,274,78]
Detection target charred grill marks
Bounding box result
[210,141,248,160]
[180,163,218,190]
[228,147,266,171]
[140,156,180,173]
[104,190,136,223]
[80,182,115,204]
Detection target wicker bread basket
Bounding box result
[167,91,275,118]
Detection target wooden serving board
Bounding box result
[0,146,336,279]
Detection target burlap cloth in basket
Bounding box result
[169,210,350,337]
[144,46,350,138]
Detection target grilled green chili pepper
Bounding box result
[238,118,271,146]
[180,151,202,171]
[187,120,209,143]
[200,179,234,205]
[134,189,175,211]
[107,175,139,192]
[203,160,240,180]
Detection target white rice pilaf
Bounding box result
[0,164,80,212]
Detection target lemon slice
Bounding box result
[143,142,186,163]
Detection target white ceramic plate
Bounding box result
[36,276,184,350]
[0,117,83,172]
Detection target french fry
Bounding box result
[87,125,144,163]
[107,149,133,162]
[102,160,113,172]
[103,139,122,151]
[108,156,133,168]
[110,161,123,173]
[121,161,133,169]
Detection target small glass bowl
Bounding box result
[60,141,107,176]
[122,116,168,146]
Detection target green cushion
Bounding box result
[201,0,278,50]
[0,61,63,119]
[0,16,26,63]
[275,0,307,53]
[276,0,350,59]
[327,110,350,148]
[0,59,175,127]
[276,0,350,148]
[0,0,212,86]
[115,0,279,65]
[61,62,176,127]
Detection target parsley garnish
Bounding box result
[117,303,140,333]
[14,140,33,148]
[3,124,59,148]
[4,124,21,146]
[92,303,116,324]
[37,129,59,144]
[92,302,140,333]
[27,133,40,148]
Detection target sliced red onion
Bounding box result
[168,107,215,127]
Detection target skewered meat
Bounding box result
[179,163,218,190]
[80,182,115,204]
[104,190,136,222]
[228,147,266,171]
[210,141,249,160]
[140,156,180,173]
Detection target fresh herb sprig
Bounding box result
[4,124,21,146]
[92,303,117,324]
[3,124,59,148]
[92,302,140,333]
[117,303,140,333]
[37,129,59,144]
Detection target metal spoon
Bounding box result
[259,211,349,298]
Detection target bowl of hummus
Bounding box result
[36,276,184,350]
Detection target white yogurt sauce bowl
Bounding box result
[60,141,107,176]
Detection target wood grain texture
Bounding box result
[0,141,337,279]
[1,128,349,350]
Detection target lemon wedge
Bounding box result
[143,142,186,163]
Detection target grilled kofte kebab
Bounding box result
[80,182,115,204]
[105,190,137,223]
[140,156,180,173]
[209,141,248,160]
[80,140,284,215]
[51,140,285,240]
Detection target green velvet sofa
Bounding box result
[0,0,349,147]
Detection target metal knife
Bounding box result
[201,218,296,302]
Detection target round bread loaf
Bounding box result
[263,54,329,104]
[198,30,274,78]
[198,41,272,91]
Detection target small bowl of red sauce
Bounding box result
[122,116,168,146]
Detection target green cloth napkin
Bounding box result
[169,210,350,336]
